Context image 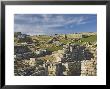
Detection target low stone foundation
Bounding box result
[81,59,97,76]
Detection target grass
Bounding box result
[14,34,97,52]
[37,35,51,42]
[81,35,97,42]
[33,35,97,51]
[46,46,63,52]
[35,43,63,52]
[60,39,72,44]
[70,35,97,45]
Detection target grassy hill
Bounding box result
[14,33,97,52]
[81,35,97,42]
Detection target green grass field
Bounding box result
[15,34,97,52]
[81,35,97,42]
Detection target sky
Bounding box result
[14,14,97,35]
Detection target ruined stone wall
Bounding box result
[62,43,97,76]
[61,34,83,39]
[80,43,97,76]
[67,61,81,76]
[81,59,97,76]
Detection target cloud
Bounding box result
[15,14,42,24]
[14,23,50,35]
[14,14,96,35]
[15,14,88,26]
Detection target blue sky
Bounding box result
[14,14,97,35]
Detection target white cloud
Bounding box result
[14,24,49,35]
[14,14,92,35]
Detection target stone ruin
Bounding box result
[40,43,97,76]
[60,43,97,76]
[14,43,97,76]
